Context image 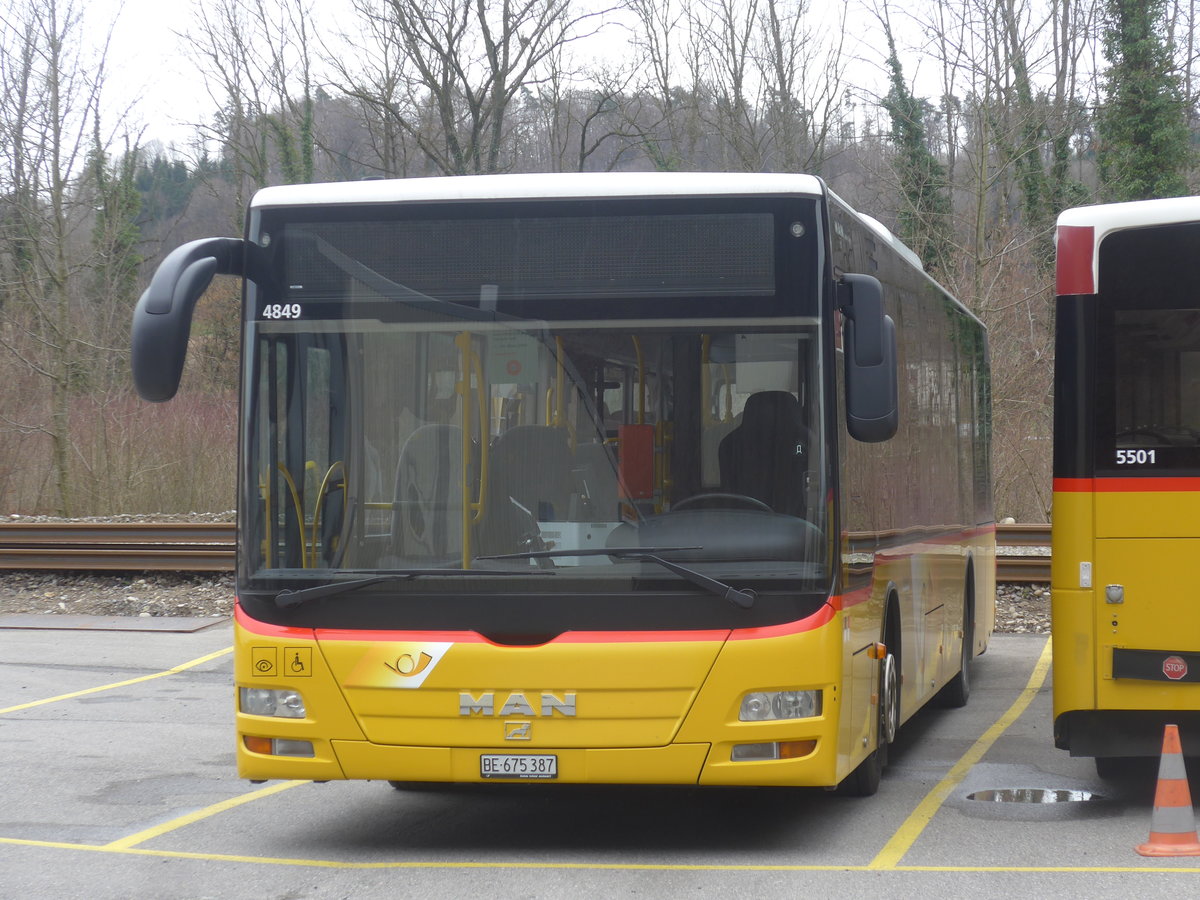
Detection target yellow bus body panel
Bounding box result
[234,606,861,786]
[1051,489,1096,721]
[1053,487,1200,725]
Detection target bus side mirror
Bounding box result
[840,274,898,442]
[131,237,246,402]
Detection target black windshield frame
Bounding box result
[237,193,831,632]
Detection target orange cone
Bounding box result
[1136,724,1200,857]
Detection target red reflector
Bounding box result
[1056,225,1095,295]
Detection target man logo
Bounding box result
[505,721,532,741]
[459,691,577,717]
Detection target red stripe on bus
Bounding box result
[1056,225,1095,295]
[235,601,841,644]
[1054,476,1200,492]
[235,603,316,638]
[727,602,838,640]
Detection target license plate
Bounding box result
[480,754,558,779]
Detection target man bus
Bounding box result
[133,172,993,795]
[1053,197,1200,776]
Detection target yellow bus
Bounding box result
[1053,197,1200,775]
[132,173,993,795]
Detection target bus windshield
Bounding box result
[1112,308,1200,450]
[239,201,831,622]
[1094,221,1200,474]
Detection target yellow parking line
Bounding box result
[868,635,1054,869]
[3,835,1200,873]
[106,780,307,850]
[0,646,233,715]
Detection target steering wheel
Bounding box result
[672,492,773,512]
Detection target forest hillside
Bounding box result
[2,0,1195,522]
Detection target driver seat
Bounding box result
[718,391,810,515]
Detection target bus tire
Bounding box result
[1094,756,1142,780]
[840,609,900,797]
[388,781,444,792]
[937,568,974,708]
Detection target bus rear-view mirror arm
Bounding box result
[839,273,899,443]
[132,237,254,402]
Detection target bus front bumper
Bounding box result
[237,737,838,786]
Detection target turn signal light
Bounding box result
[242,735,314,757]
[731,740,817,761]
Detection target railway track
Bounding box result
[0,522,1052,581]
[0,522,236,573]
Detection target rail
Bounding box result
[0,522,236,572]
[0,521,1052,581]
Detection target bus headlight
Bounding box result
[240,687,307,718]
[739,689,821,721]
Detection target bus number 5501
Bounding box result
[1116,449,1157,465]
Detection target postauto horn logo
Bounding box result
[349,642,452,689]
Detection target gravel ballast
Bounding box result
[0,513,1049,631]
[0,570,1050,633]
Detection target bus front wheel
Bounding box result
[840,646,899,797]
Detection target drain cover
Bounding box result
[968,788,1102,803]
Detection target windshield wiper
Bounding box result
[479,547,756,609]
[272,568,550,609]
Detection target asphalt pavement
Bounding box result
[2,619,1198,898]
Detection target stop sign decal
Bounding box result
[1163,656,1188,680]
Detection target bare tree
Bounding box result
[682,0,847,173]
[620,0,706,170]
[184,0,317,216]
[893,0,1099,520]
[0,0,137,514]
[334,0,608,176]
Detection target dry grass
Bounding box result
[0,384,235,516]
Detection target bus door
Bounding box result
[252,330,349,571]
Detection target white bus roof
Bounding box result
[1057,196,1200,295]
[251,172,826,208]
[1057,195,1200,235]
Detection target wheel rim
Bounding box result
[881,653,899,745]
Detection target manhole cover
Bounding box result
[968,788,1102,803]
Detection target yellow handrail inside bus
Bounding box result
[261,476,271,569]
[471,346,488,526]
[276,462,306,567]
[455,333,492,566]
[543,336,568,428]
[310,460,345,568]
[455,332,475,568]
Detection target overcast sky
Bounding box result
[99,0,203,148]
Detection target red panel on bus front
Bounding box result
[1056,225,1095,295]
[618,424,656,499]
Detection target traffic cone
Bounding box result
[1136,724,1200,857]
